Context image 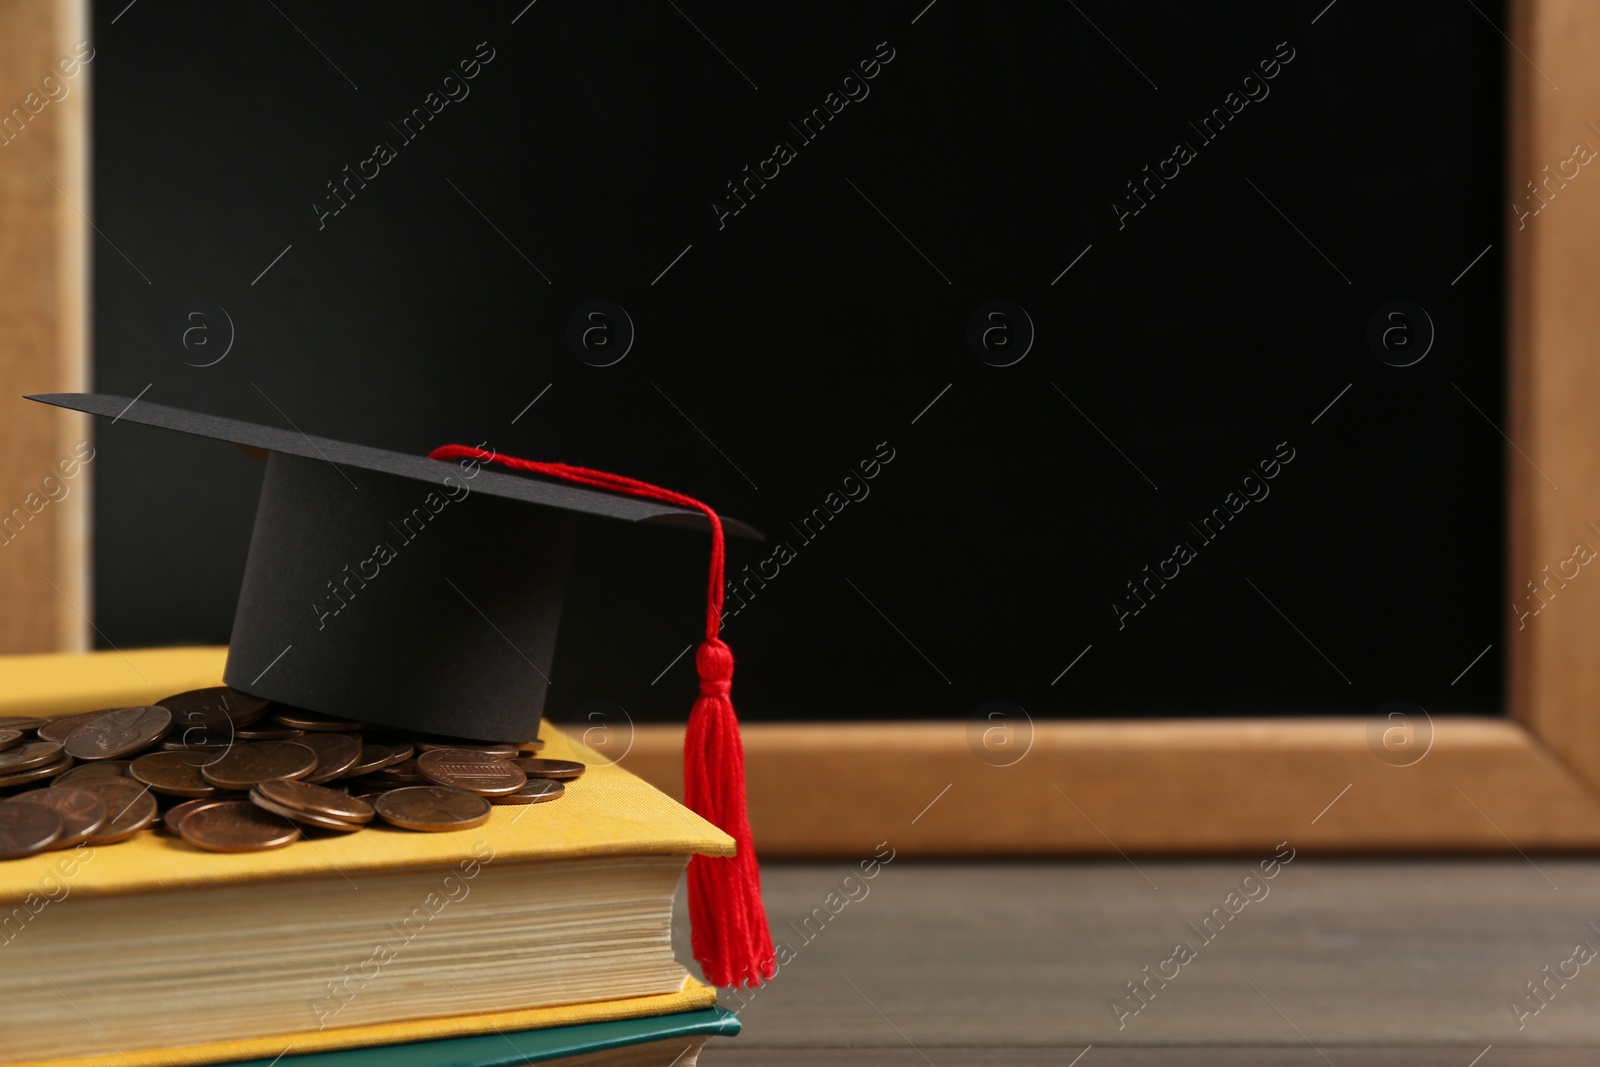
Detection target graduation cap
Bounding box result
[27,391,776,989]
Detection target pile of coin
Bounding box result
[0,687,585,860]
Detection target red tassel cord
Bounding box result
[427,445,777,989]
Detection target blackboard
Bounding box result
[90,0,1506,723]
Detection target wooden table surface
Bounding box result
[680,860,1600,1066]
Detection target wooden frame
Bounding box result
[0,0,89,655]
[600,0,1600,856]
[9,1,1600,856]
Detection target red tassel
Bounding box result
[427,444,777,989]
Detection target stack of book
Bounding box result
[0,651,741,1067]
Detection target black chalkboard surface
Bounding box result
[90,1,1505,723]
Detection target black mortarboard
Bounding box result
[25,392,756,742]
[30,390,779,990]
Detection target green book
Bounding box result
[223,1010,740,1067]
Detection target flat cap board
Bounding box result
[25,391,758,739]
[24,393,759,539]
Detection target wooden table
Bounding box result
[685,860,1600,1065]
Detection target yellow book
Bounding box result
[0,650,731,1067]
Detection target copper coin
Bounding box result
[298,732,362,783]
[0,716,45,731]
[164,732,226,751]
[12,786,107,848]
[270,707,365,732]
[200,742,317,789]
[159,687,271,730]
[342,742,412,778]
[371,757,425,783]
[414,737,521,758]
[53,760,130,783]
[0,754,74,789]
[254,778,374,824]
[374,786,492,832]
[416,749,526,797]
[248,791,364,832]
[37,713,106,744]
[234,725,305,741]
[163,712,240,746]
[73,777,158,844]
[64,707,172,760]
[180,800,301,852]
[510,757,586,781]
[517,739,546,753]
[0,800,62,859]
[0,728,24,752]
[0,741,66,774]
[166,715,250,749]
[161,737,231,752]
[162,797,230,836]
[130,751,220,798]
[489,778,565,805]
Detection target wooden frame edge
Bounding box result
[0,0,90,654]
[1506,0,1600,795]
[591,719,1600,857]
